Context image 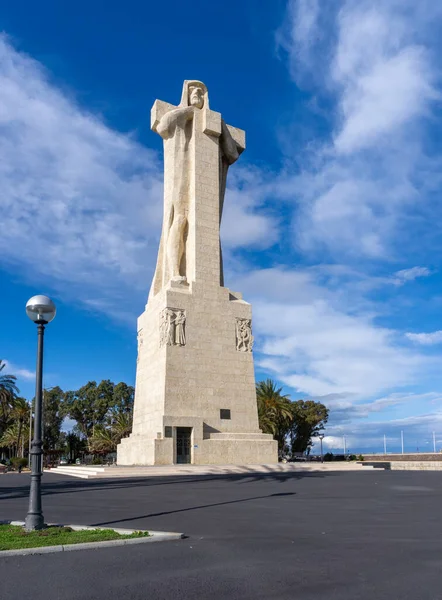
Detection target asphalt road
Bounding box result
[1,469,441,599]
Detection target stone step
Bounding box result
[45,466,106,479]
[45,462,379,479]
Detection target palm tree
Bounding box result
[0,360,20,432]
[88,427,115,455]
[12,397,30,457]
[256,379,293,453]
[111,412,132,443]
[89,412,132,456]
[0,421,30,457]
[0,421,19,454]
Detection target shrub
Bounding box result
[10,457,28,470]
[357,454,364,461]
[348,454,357,461]
[323,452,334,462]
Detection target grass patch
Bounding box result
[0,524,149,551]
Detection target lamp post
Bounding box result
[25,295,56,531]
[319,434,324,463]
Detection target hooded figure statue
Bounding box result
[149,80,243,299]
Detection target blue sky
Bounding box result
[2,0,442,454]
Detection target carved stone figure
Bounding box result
[160,308,186,347]
[236,318,254,352]
[174,310,186,346]
[149,80,244,298]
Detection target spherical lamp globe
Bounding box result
[26,295,57,324]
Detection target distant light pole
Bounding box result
[401,430,404,455]
[25,295,56,531]
[343,435,347,456]
[319,434,324,463]
[383,434,387,455]
[433,431,436,454]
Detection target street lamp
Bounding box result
[319,434,325,463]
[25,295,56,531]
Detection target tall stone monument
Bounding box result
[117,81,277,465]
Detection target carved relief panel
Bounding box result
[160,308,186,347]
[236,318,253,352]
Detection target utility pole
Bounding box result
[401,430,404,454]
[384,434,387,455]
[343,435,347,456]
[433,431,436,453]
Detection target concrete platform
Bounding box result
[45,462,379,479]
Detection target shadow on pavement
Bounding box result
[0,469,333,501]
[91,491,297,526]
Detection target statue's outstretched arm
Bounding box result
[220,119,240,165]
[157,107,194,139]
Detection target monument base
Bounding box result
[117,430,277,466]
[116,278,278,467]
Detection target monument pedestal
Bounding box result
[117,279,277,465]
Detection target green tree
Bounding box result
[12,397,30,457]
[89,411,133,455]
[256,379,293,453]
[61,432,87,462]
[256,379,329,456]
[0,420,30,457]
[42,387,64,450]
[288,399,329,454]
[110,382,135,417]
[88,427,116,455]
[0,360,19,434]
[62,380,114,442]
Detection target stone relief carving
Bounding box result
[160,308,186,347]
[236,318,253,352]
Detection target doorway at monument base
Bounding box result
[117,430,277,466]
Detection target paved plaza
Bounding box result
[0,469,441,599]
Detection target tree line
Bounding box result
[1,360,328,462]
[257,379,328,457]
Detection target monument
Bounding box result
[117,81,277,465]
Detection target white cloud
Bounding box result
[235,267,431,398]
[3,360,34,382]
[334,47,437,154]
[222,167,280,250]
[332,5,438,154]
[406,331,442,345]
[320,409,442,453]
[275,0,442,263]
[320,391,442,423]
[394,266,432,283]
[0,35,277,319]
[0,34,163,313]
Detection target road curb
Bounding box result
[0,521,184,557]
